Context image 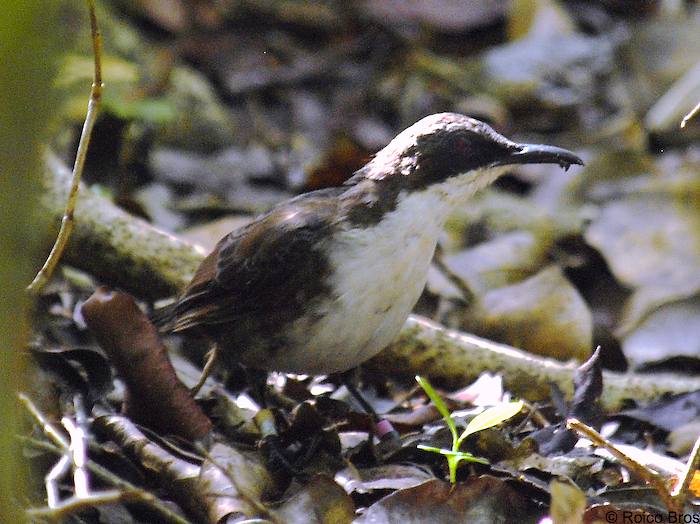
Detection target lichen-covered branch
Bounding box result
[367,316,700,411]
[37,155,700,409]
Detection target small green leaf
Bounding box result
[416,444,444,453]
[418,444,489,483]
[416,377,507,484]
[417,445,489,463]
[458,400,524,445]
[416,375,458,443]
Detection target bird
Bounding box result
[154,113,583,384]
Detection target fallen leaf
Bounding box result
[618,391,700,433]
[199,443,275,522]
[354,477,536,524]
[82,288,212,440]
[360,0,509,33]
[465,265,593,361]
[270,476,355,524]
[334,464,434,494]
[585,196,700,335]
[549,478,586,524]
[621,298,700,368]
[440,231,547,295]
[667,421,700,457]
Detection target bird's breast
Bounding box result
[280,189,450,373]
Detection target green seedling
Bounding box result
[415,375,524,483]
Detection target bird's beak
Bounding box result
[494,144,584,170]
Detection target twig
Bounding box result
[191,345,220,397]
[27,0,103,293]
[680,100,700,128]
[64,395,90,500]
[18,394,191,524]
[433,243,475,305]
[27,490,136,520]
[94,411,274,522]
[566,418,679,513]
[46,455,72,508]
[44,395,90,508]
[671,433,700,507]
[18,393,69,449]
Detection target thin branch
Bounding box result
[566,418,679,513]
[680,100,700,128]
[18,393,69,449]
[671,433,700,506]
[433,243,475,305]
[63,395,90,499]
[27,491,135,520]
[46,455,71,508]
[18,394,192,524]
[44,395,91,508]
[190,345,219,397]
[27,0,103,293]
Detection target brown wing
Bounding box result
[163,191,342,334]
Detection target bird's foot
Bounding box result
[340,373,402,453]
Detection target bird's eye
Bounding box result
[454,136,470,154]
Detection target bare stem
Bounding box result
[27,491,138,520]
[27,0,103,293]
[18,393,69,449]
[18,394,191,524]
[680,100,700,128]
[566,418,679,513]
[433,243,475,304]
[672,433,700,507]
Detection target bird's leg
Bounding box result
[242,367,268,407]
[433,243,475,305]
[254,402,306,479]
[190,343,219,396]
[247,370,309,479]
[340,371,400,447]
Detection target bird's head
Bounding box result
[358,113,583,198]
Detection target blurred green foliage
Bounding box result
[0,1,65,520]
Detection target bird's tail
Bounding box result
[149,302,178,332]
